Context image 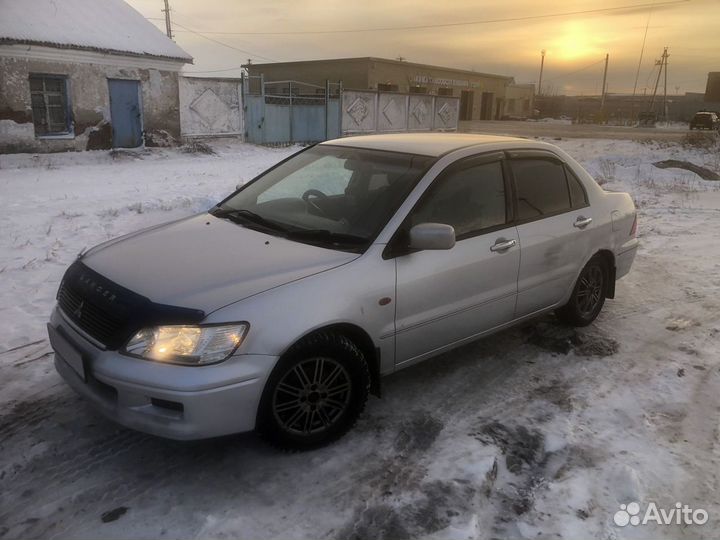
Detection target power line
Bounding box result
[172,20,277,62]
[155,0,689,36]
[543,58,606,83]
[149,18,278,62]
[184,65,247,74]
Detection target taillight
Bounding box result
[630,214,638,237]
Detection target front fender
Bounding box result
[203,244,397,375]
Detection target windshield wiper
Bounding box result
[284,229,367,245]
[211,207,290,234]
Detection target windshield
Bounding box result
[213,145,435,251]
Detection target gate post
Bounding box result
[260,74,265,144]
[338,80,343,137]
[374,91,379,133]
[289,80,293,144]
[324,79,329,141]
[239,74,245,142]
[405,94,410,131]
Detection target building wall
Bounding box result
[536,92,720,123]
[503,84,535,118]
[247,59,369,91]
[248,58,514,121]
[366,59,510,121]
[0,45,183,153]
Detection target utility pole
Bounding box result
[663,47,669,122]
[162,0,173,40]
[649,53,664,113]
[648,47,668,116]
[600,53,609,113]
[537,49,546,96]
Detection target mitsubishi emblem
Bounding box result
[73,300,84,320]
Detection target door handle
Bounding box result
[573,216,593,228]
[490,238,516,252]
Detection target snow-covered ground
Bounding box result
[1,136,719,540]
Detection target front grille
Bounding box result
[56,260,205,350]
[57,282,124,345]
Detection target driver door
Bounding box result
[392,154,520,366]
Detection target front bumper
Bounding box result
[49,307,278,440]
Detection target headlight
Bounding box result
[123,323,248,365]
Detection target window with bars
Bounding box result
[29,75,70,136]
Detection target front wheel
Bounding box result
[256,332,370,450]
[556,255,608,327]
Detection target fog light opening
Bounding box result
[150,398,184,413]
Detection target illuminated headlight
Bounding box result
[123,324,248,365]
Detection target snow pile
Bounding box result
[0,0,192,61]
[534,117,573,125]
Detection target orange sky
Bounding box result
[128,0,719,95]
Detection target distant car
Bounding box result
[689,111,720,130]
[48,134,638,449]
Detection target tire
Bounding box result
[256,332,370,450]
[556,255,608,327]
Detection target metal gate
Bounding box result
[341,90,460,135]
[243,76,341,145]
[179,76,243,137]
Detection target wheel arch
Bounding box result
[282,323,382,398]
[595,248,616,298]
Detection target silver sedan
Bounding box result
[48,133,638,449]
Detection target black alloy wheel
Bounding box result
[257,332,370,450]
[556,255,608,327]
[272,357,351,436]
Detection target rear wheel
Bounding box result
[257,332,370,450]
[556,255,608,327]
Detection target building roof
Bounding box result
[249,57,513,81]
[0,0,192,63]
[322,133,528,157]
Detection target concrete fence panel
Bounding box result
[342,90,377,134]
[342,90,459,136]
[179,77,243,137]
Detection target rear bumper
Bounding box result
[616,239,639,280]
[49,307,278,440]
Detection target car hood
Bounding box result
[81,213,359,313]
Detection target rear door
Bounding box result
[392,154,520,365]
[509,152,594,317]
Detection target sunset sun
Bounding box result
[550,21,602,61]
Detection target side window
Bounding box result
[29,75,70,136]
[511,158,571,220]
[566,167,588,209]
[410,160,507,238]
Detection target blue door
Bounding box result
[108,79,142,148]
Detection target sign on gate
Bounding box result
[179,77,243,137]
[342,90,459,135]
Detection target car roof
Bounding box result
[320,133,530,157]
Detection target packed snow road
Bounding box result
[1,137,719,540]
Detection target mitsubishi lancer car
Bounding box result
[48,133,638,449]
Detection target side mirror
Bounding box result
[408,223,456,251]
